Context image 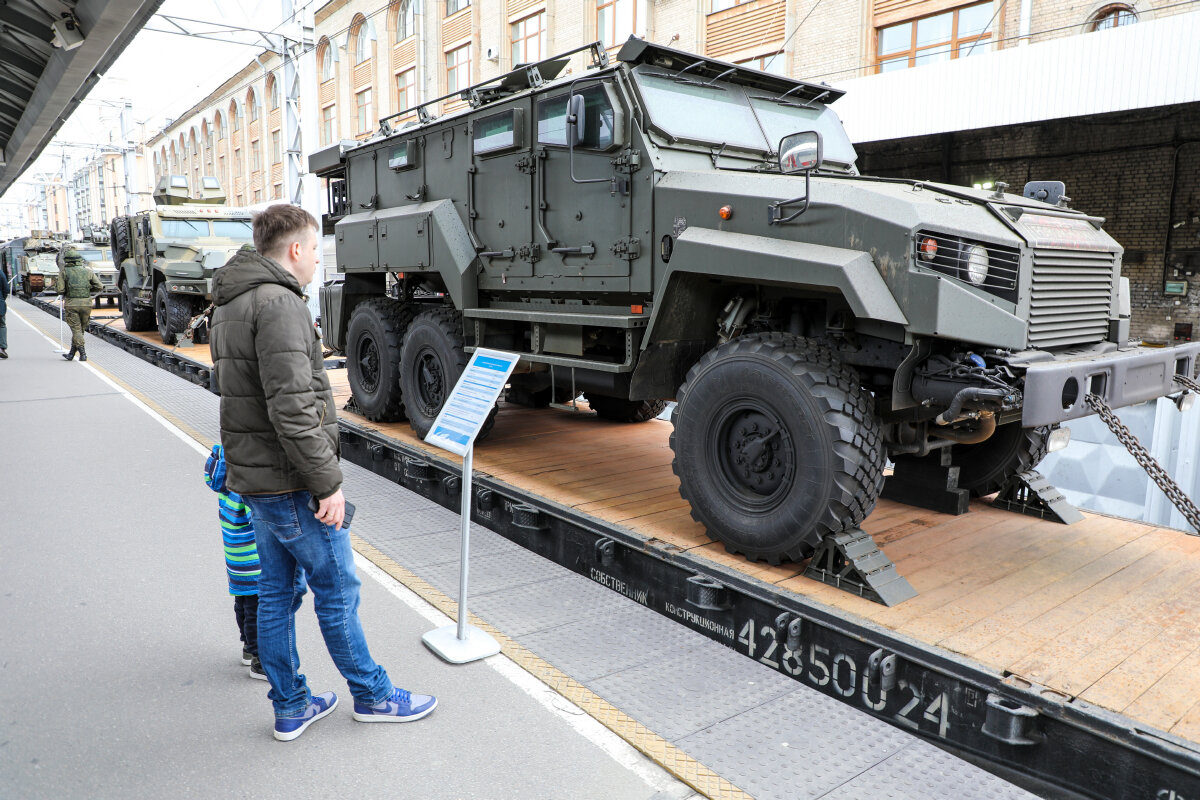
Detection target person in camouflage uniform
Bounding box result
[58,246,102,362]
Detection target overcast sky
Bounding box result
[5,0,288,195]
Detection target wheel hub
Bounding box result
[416,350,444,413]
[357,336,380,393]
[716,407,793,504]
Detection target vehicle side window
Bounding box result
[536,86,615,149]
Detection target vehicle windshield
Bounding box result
[630,66,858,170]
[212,220,253,240]
[160,219,211,239]
[77,249,105,262]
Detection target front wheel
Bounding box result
[155,283,191,345]
[122,281,156,331]
[586,394,668,423]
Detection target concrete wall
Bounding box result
[856,102,1200,344]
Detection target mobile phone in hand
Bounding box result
[307,496,356,527]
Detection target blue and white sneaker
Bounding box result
[273,692,338,741]
[352,688,437,723]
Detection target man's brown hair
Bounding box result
[252,204,318,258]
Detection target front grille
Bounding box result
[99,273,116,287]
[1028,248,1116,349]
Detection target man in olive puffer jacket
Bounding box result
[211,204,436,742]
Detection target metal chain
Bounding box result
[1174,374,1200,394]
[1085,393,1200,535]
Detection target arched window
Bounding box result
[391,0,417,42]
[230,100,242,132]
[352,16,372,64]
[318,37,334,81]
[268,74,281,110]
[247,88,259,122]
[1090,4,1138,30]
[214,110,225,139]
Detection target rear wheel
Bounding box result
[345,298,413,422]
[586,393,669,423]
[155,283,192,345]
[401,308,496,440]
[671,333,885,564]
[122,279,155,331]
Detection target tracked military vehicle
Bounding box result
[2,231,64,298]
[314,39,1200,563]
[110,176,252,344]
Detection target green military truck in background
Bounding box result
[313,39,1200,563]
[2,231,65,298]
[110,176,253,344]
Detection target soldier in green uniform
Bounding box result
[58,246,103,362]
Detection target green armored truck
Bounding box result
[110,176,253,344]
[2,231,64,298]
[314,40,1200,563]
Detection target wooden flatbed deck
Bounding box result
[114,317,1200,744]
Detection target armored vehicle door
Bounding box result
[533,82,632,290]
[340,149,381,270]
[468,100,535,279]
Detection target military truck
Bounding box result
[59,231,119,306]
[1,231,63,298]
[110,176,253,344]
[313,40,1200,563]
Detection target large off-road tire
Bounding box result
[400,307,496,440]
[586,393,669,423]
[346,298,414,422]
[121,279,155,331]
[894,423,1051,498]
[109,219,130,267]
[155,283,192,345]
[20,277,32,299]
[671,333,886,564]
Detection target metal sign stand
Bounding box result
[421,348,519,664]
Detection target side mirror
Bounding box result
[566,94,586,147]
[778,131,823,175]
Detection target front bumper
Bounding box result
[1022,342,1200,426]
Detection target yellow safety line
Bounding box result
[30,302,751,799]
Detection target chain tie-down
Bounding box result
[1085,388,1200,534]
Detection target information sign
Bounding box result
[424,348,519,457]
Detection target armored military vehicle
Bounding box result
[110,176,252,344]
[313,40,1200,563]
[59,231,119,306]
[1,231,63,298]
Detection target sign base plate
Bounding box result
[422,624,501,664]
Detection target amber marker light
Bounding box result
[631,304,644,314]
[718,205,733,220]
[919,236,938,261]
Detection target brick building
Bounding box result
[144,0,1198,337]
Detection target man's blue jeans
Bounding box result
[243,490,393,717]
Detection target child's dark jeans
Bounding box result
[234,594,259,657]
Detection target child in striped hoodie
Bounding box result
[205,443,266,681]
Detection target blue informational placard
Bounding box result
[424,348,520,457]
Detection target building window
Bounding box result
[511,11,546,66]
[251,139,261,172]
[1090,5,1137,30]
[597,0,634,50]
[271,130,281,163]
[446,44,470,94]
[319,41,334,81]
[233,147,241,176]
[269,78,280,110]
[737,53,787,75]
[395,68,415,113]
[232,104,242,132]
[321,104,336,145]
[356,88,374,134]
[248,90,259,122]
[254,189,262,203]
[395,0,416,40]
[446,0,469,16]
[354,21,371,63]
[876,2,994,73]
[711,0,751,11]
[218,155,226,183]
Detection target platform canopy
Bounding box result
[0,0,163,196]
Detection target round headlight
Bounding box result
[965,244,989,285]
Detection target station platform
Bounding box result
[0,299,1047,798]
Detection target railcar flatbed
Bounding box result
[45,297,1200,799]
